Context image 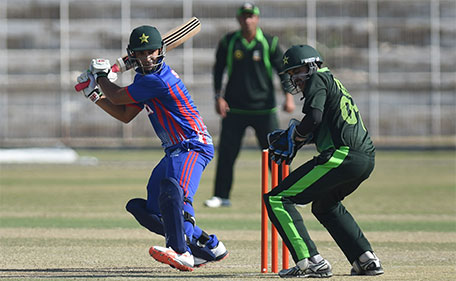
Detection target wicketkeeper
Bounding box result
[265,44,384,278]
[76,25,228,271]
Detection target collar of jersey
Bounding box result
[317,67,329,73]
[239,27,264,50]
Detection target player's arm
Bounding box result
[296,87,326,139]
[96,77,133,105]
[295,108,322,141]
[213,36,228,97]
[94,96,141,123]
[213,36,230,117]
[76,69,141,123]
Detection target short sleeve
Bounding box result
[127,74,168,103]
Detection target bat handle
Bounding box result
[74,80,90,92]
[74,64,120,92]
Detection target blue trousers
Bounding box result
[145,144,213,252]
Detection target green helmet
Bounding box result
[281,44,323,74]
[128,25,163,52]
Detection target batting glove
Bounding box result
[90,58,114,82]
[76,70,103,103]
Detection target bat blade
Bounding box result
[163,17,201,51]
[74,17,201,92]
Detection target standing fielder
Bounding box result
[204,2,295,208]
[76,25,228,271]
[265,45,384,278]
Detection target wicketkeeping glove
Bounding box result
[268,119,313,165]
[76,70,103,103]
[267,129,287,165]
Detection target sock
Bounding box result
[359,251,375,263]
[309,254,323,264]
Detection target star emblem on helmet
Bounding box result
[139,33,149,44]
[283,56,289,65]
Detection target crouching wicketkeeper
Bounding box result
[265,44,384,278]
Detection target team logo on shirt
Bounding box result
[234,49,244,60]
[252,50,261,61]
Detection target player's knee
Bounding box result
[159,178,182,199]
[159,177,184,212]
[125,198,146,214]
[312,201,345,222]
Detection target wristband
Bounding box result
[87,89,103,103]
[95,72,108,82]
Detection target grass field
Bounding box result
[1,148,455,280]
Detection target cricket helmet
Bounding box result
[280,45,323,74]
[281,45,323,95]
[128,25,163,52]
[127,25,166,74]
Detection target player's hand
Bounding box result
[90,58,113,82]
[282,93,296,113]
[267,129,287,165]
[215,97,230,118]
[76,70,103,103]
[268,119,312,165]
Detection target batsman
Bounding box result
[76,25,228,271]
[265,45,384,278]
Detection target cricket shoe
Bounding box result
[149,246,194,272]
[193,241,229,267]
[204,196,231,208]
[278,257,333,278]
[351,251,384,276]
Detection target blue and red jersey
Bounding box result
[125,63,213,152]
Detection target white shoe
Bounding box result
[278,257,332,278]
[149,246,194,271]
[204,196,231,208]
[194,241,229,267]
[351,251,384,276]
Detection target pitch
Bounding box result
[1,149,455,280]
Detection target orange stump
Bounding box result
[281,163,290,270]
[261,149,290,273]
[261,150,269,273]
[271,161,279,273]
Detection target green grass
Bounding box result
[1,148,455,280]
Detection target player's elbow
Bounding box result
[119,108,140,124]
[118,116,133,124]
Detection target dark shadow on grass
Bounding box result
[0,267,260,279]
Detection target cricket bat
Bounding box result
[75,17,201,92]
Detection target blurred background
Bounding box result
[0,0,455,149]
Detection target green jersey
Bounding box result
[213,28,289,112]
[303,67,375,155]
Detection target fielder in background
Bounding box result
[204,2,295,208]
[76,25,228,271]
[265,45,384,278]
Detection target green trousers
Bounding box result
[264,146,375,264]
[214,111,278,199]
